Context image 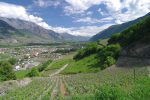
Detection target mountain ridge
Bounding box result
[0,17,89,44]
[90,12,150,41]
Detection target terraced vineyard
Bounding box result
[0,55,150,100]
[61,66,149,99]
[0,77,55,100]
[1,64,149,100]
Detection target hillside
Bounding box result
[0,17,89,44]
[0,20,23,43]
[107,15,150,78]
[90,12,150,41]
[0,17,63,43]
[109,16,150,58]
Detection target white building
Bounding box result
[15,65,20,70]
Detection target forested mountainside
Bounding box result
[108,16,150,58]
[90,12,150,41]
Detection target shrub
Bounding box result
[99,44,121,59]
[27,68,40,77]
[98,44,121,69]
[0,61,16,81]
[102,56,116,69]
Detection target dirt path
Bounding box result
[49,64,68,99]
[60,79,68,97]
[49,64,68,77]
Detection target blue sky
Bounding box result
[0,0,150,36]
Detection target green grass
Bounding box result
[62,54,100,74]
[45,52,76,70]
[45,53,101,74]
[46,59,73,70]
[15,69,31,79]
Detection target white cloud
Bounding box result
[0,2,110,36]
[33,0,61,8]
[50,24,112,36]
[76,17,113,24]
[86,11,93,15]
[0,2,51,29]
[64,0,102,15]
[32,0,150,25]
[97,8,107,16]
[0,1,150,37]
[0,1,108,37]
[70,24,112,36]
[111,0,150,23]
[64,0,150,23]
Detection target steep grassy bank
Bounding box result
[44,53,100,75]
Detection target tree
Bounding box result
[0,61,16,81]
[98,44,121,59]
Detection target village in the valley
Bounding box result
[0,44,80,71]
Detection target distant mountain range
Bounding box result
[0,17,89,44]
[90,12,150,41]
[60,33,90,42]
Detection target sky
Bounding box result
[0,0,150,36]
